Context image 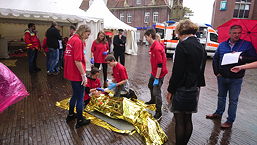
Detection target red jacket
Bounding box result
[113,62,128,83]
[42,37,48,52]
[84,77,101,101]
[64,34,86,81]
[150,41,168,79]
[91,40,109,63]
[24,29,41,50]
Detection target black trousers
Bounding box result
[94,63,108,82]
[148,75,164,113]
[114,52,125,66]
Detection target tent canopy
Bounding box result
[84,0,136,31]
[0,0,101,23]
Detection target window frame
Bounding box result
[144,12,150,23]
[153,12,159,23]
[120,13,125,22]
[127,13,132,23]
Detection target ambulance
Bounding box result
[154,22,219,57]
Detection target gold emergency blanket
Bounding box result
[56,93,167,145]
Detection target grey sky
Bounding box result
[183,0,215,24]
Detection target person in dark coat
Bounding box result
[113,29,126,66]
[166,19,207,145]
[46,21,62,75]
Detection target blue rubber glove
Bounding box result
[108,83,117,90]
[96,88,105,92]
[90,58,94,64]
[103,51,108,55]
[153,78,159,86]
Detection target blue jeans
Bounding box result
[214,76,243,123]
[69,81,85,120]
[48,48,59,73]
[27,49,38,72]
[57,49,64,68]
[46,52,50,72]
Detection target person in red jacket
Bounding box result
[91,31,109,88]
[64,25,91,128]
[42,36,50,72]
[144,28,168,121]
[105,55,129,97]
[84,67,101,106]
[24,23,41,73]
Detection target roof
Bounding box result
[84,0,136,31]
[0,0,101,23]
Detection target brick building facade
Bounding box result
[211,0,257,29]
[80,0,183,42]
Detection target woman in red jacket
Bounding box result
[84,67,101,106]
[91,31,109,88]
[64,25,91,128]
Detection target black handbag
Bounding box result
[172,86,199,112]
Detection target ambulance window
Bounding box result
[172,30,179,40]
[155,28,164,39]
[210,33,218,42]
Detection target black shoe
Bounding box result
[66,113,77,122]
[34,68,41,72]
[154,112,162,121]
[76,118,90,128]
[145,101,154,105]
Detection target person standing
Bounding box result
[46,21,62,75]
[91,31,109,88]
[24,23,41,73]
[166,20,207,145]
[144,28,168,120]
[113,29,126,66]
[206,25,257,129]
[64,25,91,128]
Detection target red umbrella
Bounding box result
[217,18,257,51]
[105,31,113,36]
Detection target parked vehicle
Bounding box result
[154,22,219,57]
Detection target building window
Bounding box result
[144,12,150,23]
[120,13,124,22]
[127,13,132,23]
[136,0,141,5]
[220,1,227,11]
[233,0,251,18]
[153,12,159,23]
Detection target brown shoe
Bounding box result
[221,122,233,129]
[206,114,222,119]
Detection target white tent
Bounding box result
[0,0,103,68]
[84,0,138,55]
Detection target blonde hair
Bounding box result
[76,24,91,38]
[175,19,198,36]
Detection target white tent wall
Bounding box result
[0,0,104,63]
[85,0,138,55]
[77,20,104,71]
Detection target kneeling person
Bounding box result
[105,55,129,97]
[84,67,101,106]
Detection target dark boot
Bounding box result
[75,118,90,128]
[66,113,77,122]
[154,111,162,121]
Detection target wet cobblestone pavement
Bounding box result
[1,45,257,145]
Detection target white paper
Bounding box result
[221,52,242,65]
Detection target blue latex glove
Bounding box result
[96,88,105,92]
[108,83,117,90]
[153,78,159,86]
[103,51,108,55]
[90,58,94,64]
